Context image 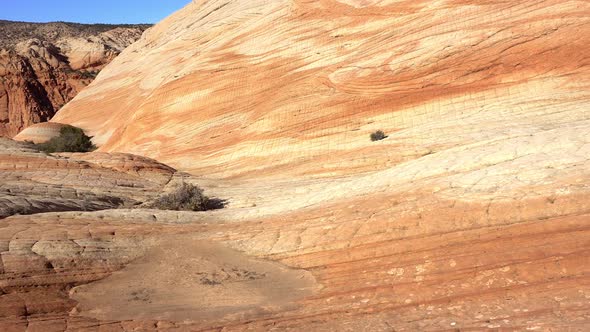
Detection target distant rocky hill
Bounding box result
[0,20,151,137]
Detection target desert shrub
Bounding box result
[36,125,96,153]
[78,70,99,79]
[150,182,223,211]
[65,68,99,79]
[370,130,387,141]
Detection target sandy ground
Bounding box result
[70,235,320,323]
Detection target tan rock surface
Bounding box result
[0,21,150,137]
[0,138,176,218]
[51,0,590,179]
[0,187,588,330]
[12,122,68,144]
[2,0,590,331]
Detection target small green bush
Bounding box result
[370,130,387,142]
[36,125,96,153]
[150,182,223,211]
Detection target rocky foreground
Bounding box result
[1,131,589,331]
[2,0,590,331]
[0,21,150,137]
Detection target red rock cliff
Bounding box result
[0,21,150,137]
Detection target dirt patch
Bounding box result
[69,235,320,323]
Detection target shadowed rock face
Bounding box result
[0,21,151,137]
[2,0,590,331]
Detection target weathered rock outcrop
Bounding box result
[0,134,589,330]
[2,0,590,330]
[0,21,150,137]
[0,138,177,218]
[12,122,68,143]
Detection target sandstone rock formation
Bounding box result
[2,0,590,331]
[0,21,150,137]
[12,122,68,143]
[50,0,590,179]
[0,138,177,218]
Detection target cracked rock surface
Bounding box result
[2,0,590,331]
[0,138,176,218]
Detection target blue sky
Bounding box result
[0,0,191,24]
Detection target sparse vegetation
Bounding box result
[68,69,100,79]
[0,20,152,50]
[370,130,387,141]
[36,125,96,153]
[150,182,224,211]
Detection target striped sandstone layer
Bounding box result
[3,0,590,330]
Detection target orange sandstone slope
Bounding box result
[2,1,590,330]
[51,0,590,179]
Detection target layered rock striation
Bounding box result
[0,138,177,218]
[2,0,590,330]
[50,0,590,179]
